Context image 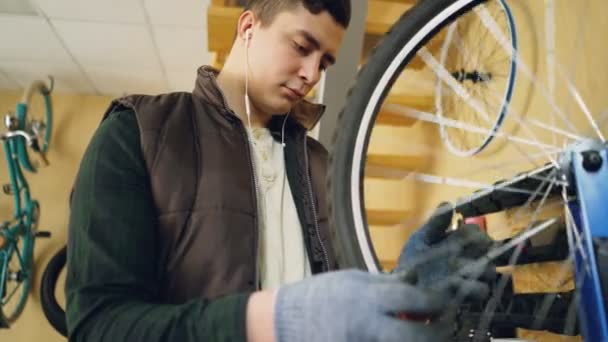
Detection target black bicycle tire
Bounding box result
[40,245,67,337]
[328,0,485,271]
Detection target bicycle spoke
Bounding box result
[383,105,562,154]
[505,169,558,228]
[524,117,585,142]
[421,45,561,164]
[452,24,475,68]
[528,194,580,333]
[563,198,591,274]
[438,216,564,339]
[367,145,552,187]
[409,172,544,197]
[1,279,23,306]
[564,0,591,137]
[557,64,606,142]
[545,0,558,148]
[484,56,511,68]
[451,151,553,179]
[475,80,586,176]
[476,177,559,336]
[474,4,581,136]
[563,290,581,335]
[530,262,577,331]
[419,47,492,124]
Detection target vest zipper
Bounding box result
[302,134,330,272]
[235,120,262,290]
[213,83,262,288]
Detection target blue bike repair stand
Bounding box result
[565,140,608,340]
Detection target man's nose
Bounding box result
[299,56,321,85]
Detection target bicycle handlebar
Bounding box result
[1,130,35,144]
[0,130,49,166]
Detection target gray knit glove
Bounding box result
[395,202,496,298]
[273,269,453,342]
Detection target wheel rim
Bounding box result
[436,0,518,156]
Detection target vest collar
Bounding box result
[192,65,326,131]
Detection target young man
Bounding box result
[66,1,493,341]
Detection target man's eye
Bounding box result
[293,42,309,54]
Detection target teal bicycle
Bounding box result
[0,77,54,328]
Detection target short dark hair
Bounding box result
[244,0,351,28]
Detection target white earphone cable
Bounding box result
[245,30,253,130]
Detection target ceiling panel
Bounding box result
[1,61,96,94]
[35,0,145,24]
[52,20,159,68]
[166,70,197,92]
[0,15,72,62]
[154,26,210,71]
[0,2,218,96]
[84,65,167,96]
[144,0,208,27]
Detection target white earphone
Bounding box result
[243,26,287,149]
[245,28,252,44]
[244,27,253,128]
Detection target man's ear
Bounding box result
[237,10,256,43]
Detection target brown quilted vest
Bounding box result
[102,66,337,303]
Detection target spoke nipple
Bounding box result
[582,150,603,172]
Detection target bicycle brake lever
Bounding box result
[37,150,49,167]
[30,139,49,167]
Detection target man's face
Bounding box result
[246,4,345,116]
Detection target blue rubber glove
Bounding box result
[274,269,454,342]
[395,202,496,299]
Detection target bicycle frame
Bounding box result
[0,134,37,327]
[567,143,608,340]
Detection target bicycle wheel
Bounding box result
[437,0,517,156]
[329,0,606,340]
[40,245,67,337]
[0,223,33,327]
[15,77,54,173]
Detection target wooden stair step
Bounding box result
[362,26,446,70]
[365,123,436,179]
[364,176,417,202]
[385,92,434,110]
[367,153,429,172]
[366,208,410,225]
[366,1,414,35]
[376,108,420,127]
[207,6,242,52]
[363,177,413,226]
[408,30,447,69]
[364,177,416,225]
[368,224,414,271]
[376,68,436,126]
